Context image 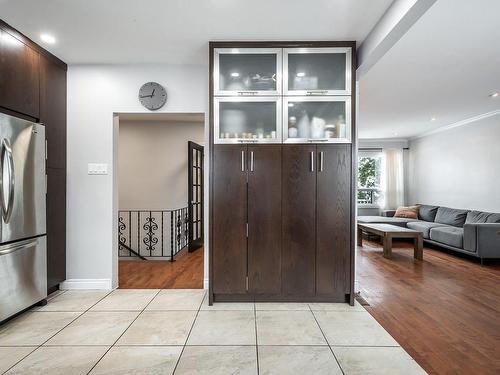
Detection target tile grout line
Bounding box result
[171,290,206,375]
[85,289,162,375]
[254,302,260,375]
[2,289,114,374]
[309,305,346,375]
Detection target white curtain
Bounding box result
[382,148,405,210]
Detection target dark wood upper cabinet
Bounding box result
[0,29,40,118]
[316,144,351,297]
[212,144,248,294]
[40,55,67,169]
[282,144,317,296]
[248,145,282,295]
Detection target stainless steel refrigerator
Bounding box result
[0,113,47,322]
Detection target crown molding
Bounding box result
[411,108,500,140]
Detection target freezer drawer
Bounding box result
[0,236,47,322]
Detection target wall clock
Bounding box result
[138,82,167,110]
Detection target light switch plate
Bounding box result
[88,163,108,175]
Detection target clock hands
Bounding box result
[139,89,156,99]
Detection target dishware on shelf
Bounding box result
[297,111,310,138]
[288,116,298,138]
[324,124,336,138]
[335,114,346,138]
[293,75,318,90]
[311,117,326,139]
[221,109,247,134]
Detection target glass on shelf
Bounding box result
[286,50,348,93]
[285,100,348,141]
[217,101,279,143]
[217,53,278,94]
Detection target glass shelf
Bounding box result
[214,48,282,96]
[214,97,282,144]
[284,47,351,95]
[283,97,351,143]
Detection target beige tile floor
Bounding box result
[0,289,427,375]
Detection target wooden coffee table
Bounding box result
[357,223,423,260]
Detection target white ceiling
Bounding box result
[0,0,392,64]
[358,0,500,139]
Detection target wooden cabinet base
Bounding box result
[213,293,351,303]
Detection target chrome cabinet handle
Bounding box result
[319,151,324,172]
[308,138,329,142]
[238,139,258,143]
[0,139,15,223]
[310,151,314,172]
[250,151,254,172]
[306,90,328,95]
[241,150,245,172]
[237,91,258,96]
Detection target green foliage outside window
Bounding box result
[358,156,382,204]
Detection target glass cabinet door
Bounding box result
[214,48,282,96]
[214,97,282,143]
[284,47,351,95]
[283,97,351,143]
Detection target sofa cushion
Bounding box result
[407,221,449,238]
[466,211,491,224]
[358,216,419,228]
[486,213,500,223]
[394,206,419,219]
[430,226,464,249]
[434,207,469,227]
[417,205,439,222]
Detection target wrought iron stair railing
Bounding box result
[118,207,189,261]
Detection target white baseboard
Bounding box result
[60,279,113,290]
[203,278,209,290]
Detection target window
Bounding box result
[357,150,382,206]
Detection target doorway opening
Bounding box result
[116,112,205,289]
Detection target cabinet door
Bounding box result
[248,145,281,294]
[284,96,351,143]
[40,55,67,169]
[316,144,351,298]
[46,167,66,292]
[214,97,281,144]
[284,47,351,95]
[212,145,248,294]
[0,29,40,118]
[214,48,282,96]
[282,145,316,296]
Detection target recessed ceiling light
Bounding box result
[230,72,240,78]
[490,92,499,98]
[430,117,436,121]
[296,72,306,77]
[288,103,294,107]
[40,33,56,44]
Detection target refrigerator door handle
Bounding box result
[0,138,15,223]
[0,238,38,256]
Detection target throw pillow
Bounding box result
[394,206,419,219]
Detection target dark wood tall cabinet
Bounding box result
[210,41,356,304]
[0,20,67,293]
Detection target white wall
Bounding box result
[65,63,208,289]
[119,120,204,210]
[408,114,500,212]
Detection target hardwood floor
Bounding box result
[357,238,500,375]
[119,247,204,289]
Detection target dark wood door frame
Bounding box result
[188,141,204,252]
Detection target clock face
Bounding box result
[139,82,167,110]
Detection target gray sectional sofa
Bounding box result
[358,205,500,262]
